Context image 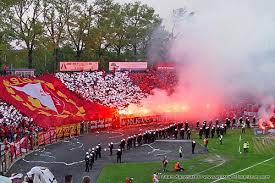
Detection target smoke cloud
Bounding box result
[126,0,275,123]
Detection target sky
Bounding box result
[114,0,191,28]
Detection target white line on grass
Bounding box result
[210,156,275,183]
[193,159,226,175]
[226,179,246,183]
[262,163,275,167]
[169,154,226,183]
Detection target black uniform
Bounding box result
[98,144,102,158]
[192,140,196,154]
[187,129,191,139]
[239,118,243,126]
[199,128,203,139]
[216,125,220,136]
[205,127,210,138]
[133,135,137,148]
[174,129,178,139]
[95,146,99,160]
[232,118,236,127]
[180,128,185,139]
[185,122,189,131]
[252,117,256,127]
[127,138,131,150]
[137,135,142,146]
[117,150,122,163]
[89,152,94,169]
[246,119,250,128]
[220,126,224,136]
[211,126,215,138]
[202,121,207,133]
[122,139,126,151]
[109,143,113,156]
[196,121,200,129]
[226,119,231,128]
[85,154,90,172]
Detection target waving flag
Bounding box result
[0,75,114,128]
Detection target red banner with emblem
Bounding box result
[0,75,114,128]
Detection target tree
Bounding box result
[85,0,121,59]
[5,0,44,68]
[43,0,67,71]
[111,4,129,57]
[124,2,161,58]
[64,0,94,59]
[0,0,15,67]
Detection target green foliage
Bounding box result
[0,0,168,72]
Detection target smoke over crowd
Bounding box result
[124,0,275,123]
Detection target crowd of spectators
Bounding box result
[0,100,38,143]
[0,70,178,144]
[55,71,148,109]
[128,70,178,95]
[55,70,178,109]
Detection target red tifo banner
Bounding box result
[0,74,114,128]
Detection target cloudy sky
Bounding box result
[114,0,193,28]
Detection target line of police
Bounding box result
[84,116,256,172]
[84,121,195,172]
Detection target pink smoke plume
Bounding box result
[122,0,275,126]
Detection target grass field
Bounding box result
[97,128,275,183]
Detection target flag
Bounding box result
[0,75,114,128]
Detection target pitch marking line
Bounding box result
[262,163,275,167]
[22,158,84,166]
[142,143,171,156]
[193,160,226,176]
[169,155,226,183]
[156,140,192,142]
[225,179,247,183]
[210,156,275,183]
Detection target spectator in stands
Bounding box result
[0,100,35,143]
[65,175,73,183]
[81,176,91,183]
[56,71,147,109]
[24,175,33,183]
[9,173,23,183]
[55,70,177,110]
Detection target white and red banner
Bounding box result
[59,62,98,71]
[0,75,114,128]
[109,62,147,71]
